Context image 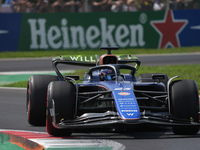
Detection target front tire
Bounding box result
[170,80,199,135]
[46,81,75,136]
[27,75,58,126]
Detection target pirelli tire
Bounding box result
[137,73,169,87]
[27,75,58,126]
[170,80,200,135]
[46,81,75,136]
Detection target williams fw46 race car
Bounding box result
[26,47,200,136]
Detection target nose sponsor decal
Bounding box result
[118,92,130,96]
[112,87,140,119]
[127,113,134,116]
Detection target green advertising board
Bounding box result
[18,11,165,51]
[1,10,199,52]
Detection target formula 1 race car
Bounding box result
[26,47,200,136]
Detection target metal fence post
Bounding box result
[166,0,170,10]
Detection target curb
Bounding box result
[0,130,126,150]
[0,132,44,150]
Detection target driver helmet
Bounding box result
[99,69,114,81]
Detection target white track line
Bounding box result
[30,139,125,150]
[0,70,75,75]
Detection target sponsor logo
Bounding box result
[127,113,134,116]
[0,14,21,51]
[122,110,137,112]
[118,92,130,96]
[0,30,8,34]
[70,55,96,62]
[191,25,200,30]
[114,88,131,90]
[28,18,145,49]
[151,10,187,48]
[63,55,135,62]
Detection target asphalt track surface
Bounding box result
[1,53,200,149]
[1,87,200,150]
[0,53,200,72]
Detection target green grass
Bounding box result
[0,46,200,58]
[2,64,200,91]
[2,81,28,88]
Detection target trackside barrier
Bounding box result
[0,9,200,52]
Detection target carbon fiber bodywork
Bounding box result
[50,61,200,129]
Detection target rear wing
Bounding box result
[52,55,97,67]
[52,54,140,80]
[118,55,140,70]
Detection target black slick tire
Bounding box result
[46,81,75,136]
[170,80,199,135]
[27,75,58,126]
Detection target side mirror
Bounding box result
[152,74,166,82]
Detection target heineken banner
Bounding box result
[1,10,200,52]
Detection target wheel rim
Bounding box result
[26,84,30,120]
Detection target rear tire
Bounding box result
[170,80,199,135]
[46,81,75,136]
[26,75,58,126]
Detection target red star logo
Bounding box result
[151,10,187,48]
